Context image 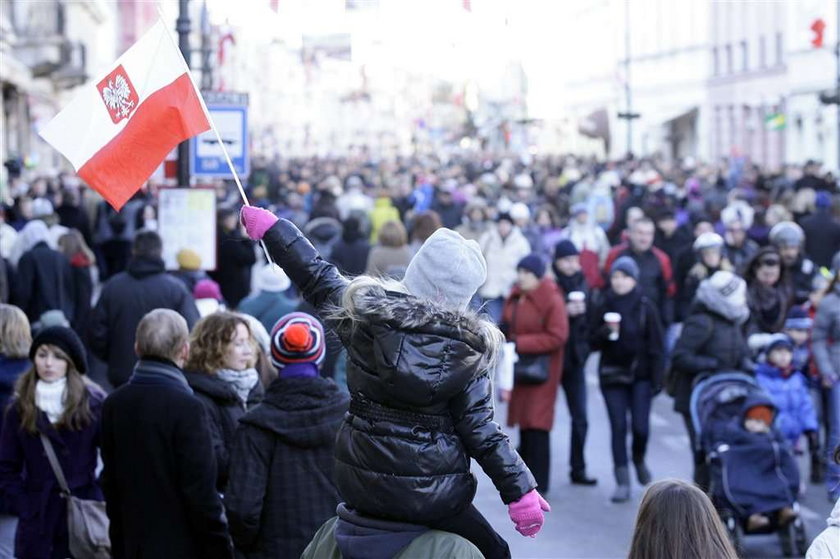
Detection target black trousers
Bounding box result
[682,412,710,491]
[518,429,550,492]
[561,362,589,476]
[428,504,511,559]
[601,380,652,468]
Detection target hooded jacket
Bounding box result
[261,218,535,524]
[225,376,349,559]
[89,256,200,387]
[806,497,840,559]
[754,363,818,443]
[670,284,751,414]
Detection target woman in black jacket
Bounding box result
[183,312,264,490]
[743,246,793,335]
[671,270,751,489]
[240,206,546,559]
[589,257,664,503]
[226,312,350,559]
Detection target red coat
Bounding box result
[503,278,569,431]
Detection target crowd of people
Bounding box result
[0,152,839,557]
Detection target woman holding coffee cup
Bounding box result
[589,256,664,503]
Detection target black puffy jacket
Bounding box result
[262,218,534,524]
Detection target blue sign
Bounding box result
[191,104,249,179]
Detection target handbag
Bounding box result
[514,353,551,385]
[510,297,550,385]
[40,433,111,559]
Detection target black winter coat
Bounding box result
[554,270,590,371]
[225,376,349,559]
[183,371,263,491]
[209,228,256,308]
[88,257,200,387]
[13,242,75,324]
[102,358,233,559]
[801,209,840,269]
[589,288,665,389]
[261,218,535,524]
[670,303,751,414]
[330,237,371,277]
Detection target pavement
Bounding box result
[473,355,836,559]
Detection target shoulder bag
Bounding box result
[40,433,111,559]
[511,297,551,385]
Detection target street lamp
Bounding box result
[176,0,191,187]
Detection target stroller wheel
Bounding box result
[724,514,743,556]
[793,518,808,556]
[778,521,795,557]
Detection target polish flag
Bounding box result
[40,19,210,210]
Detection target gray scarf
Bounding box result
[216,368,259,405]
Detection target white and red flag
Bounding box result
[40,19,210,210]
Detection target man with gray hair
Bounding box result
[101,309,233,559]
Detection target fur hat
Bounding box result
[269,312,325,370]
[30,326,87,374]
[403,228,486,311]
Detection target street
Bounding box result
[473,355,836,559]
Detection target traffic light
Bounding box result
[811,18,826,48]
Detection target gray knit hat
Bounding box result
[403,228,487,311]
[610,256,640,281]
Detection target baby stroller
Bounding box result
[690,372,807,557]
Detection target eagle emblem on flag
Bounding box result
[97,65,139,124]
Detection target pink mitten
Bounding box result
[240,206,278,240]
[508,489,550,537]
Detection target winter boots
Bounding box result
[633,459,652,486]
[611,467,631,503]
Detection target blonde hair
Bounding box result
[0,305,31,358]
[185,312,250,374]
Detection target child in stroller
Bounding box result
[691,373,808,556]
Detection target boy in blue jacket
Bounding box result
[755,334,820,479]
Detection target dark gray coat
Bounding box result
[225,376,349,559]
[671,302,751,414]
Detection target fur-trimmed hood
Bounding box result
[335,282,498,357]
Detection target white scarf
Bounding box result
[35,378,68,424]
[216,368,259,405]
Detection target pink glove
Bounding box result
[240,206,278,240]
[508,489,550,537]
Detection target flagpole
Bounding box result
[156,4,274,264]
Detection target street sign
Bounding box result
[191,91,249,178]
